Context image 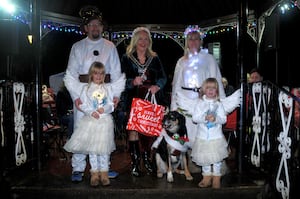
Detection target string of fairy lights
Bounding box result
[39,22,239,39]
[42,23,83,35]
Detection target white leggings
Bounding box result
[202,161,222,176]
[71,153,109,172]
[89,154,110,172]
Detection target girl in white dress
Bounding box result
[64,61,125,187]
[191,77,228,189]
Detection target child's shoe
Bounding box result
[71,171,84,183]
[212,176,221,189]
[108,170,119,178]
[90,171,100,187]
[198,175,212,188]
[100,171,110,186]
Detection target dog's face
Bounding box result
[162,111,187,137]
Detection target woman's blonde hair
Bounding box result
[184,31,203,57]
[88,61,105,84]
[126,27,156,57]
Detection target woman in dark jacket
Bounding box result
[121,27,167,177]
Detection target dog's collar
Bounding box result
[171,134,189,145]
[166,131,189,145]
[161,130,189,152]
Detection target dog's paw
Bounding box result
[167,171,174,183]
[185,175,193,181]
[157,172,163,178]
[184,170,193,181]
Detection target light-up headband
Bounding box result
[184,25,205,39]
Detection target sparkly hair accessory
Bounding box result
[184,25,204,38]
[79,5,102,24]
[132,27,151,38]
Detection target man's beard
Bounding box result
[91,33,100,40]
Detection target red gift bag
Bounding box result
[126,92,165,137]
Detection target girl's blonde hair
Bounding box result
[126,27,156,57]
[201,77,220,100]
[88,61,105,84]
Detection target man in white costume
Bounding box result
[64,5,122,182]
[171,25,225,149]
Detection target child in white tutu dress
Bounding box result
[64,61,125,186]
[191,77,228,189]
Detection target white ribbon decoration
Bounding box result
[261,85,271,154]
[13,82,27,166]
[251,82,262,167]
[276,91,292,199]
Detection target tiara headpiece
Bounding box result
[184,25,204,38]
[132,27,151,38]
[79,5,102,24]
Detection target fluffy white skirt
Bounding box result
[191,137,228,166]
[64,114,115,155]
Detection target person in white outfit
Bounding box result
[170,25,225,148]
[63,5,122,182]
[191,77,228,189]
[64,62,125,187]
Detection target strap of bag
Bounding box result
[144,90,157,104]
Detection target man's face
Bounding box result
[85,19,103,40]
[249,72,263,83]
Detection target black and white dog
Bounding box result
[151,111,193,182]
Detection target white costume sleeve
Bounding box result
[64,44,84,101]
[192,100,209,124]
[215,102,227,125]
[102,86,115,114]
[170,58,183,111]
[78,86,95,116]
[64,70,83,101]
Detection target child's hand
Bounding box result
[92,111,99,119]
[206,114,215,122]
[97,107,104,114]
[75,98,83,111]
